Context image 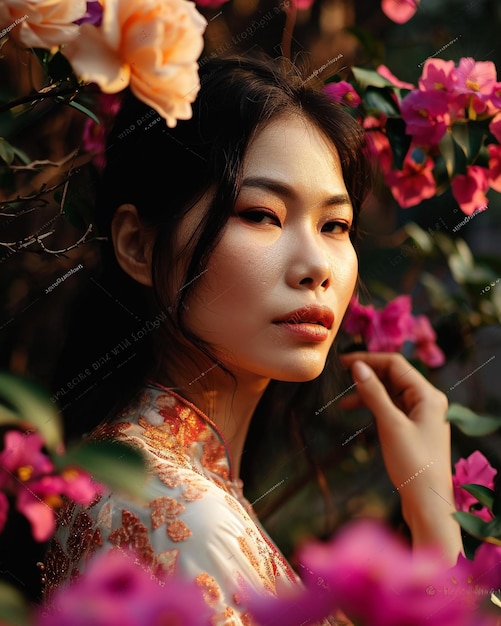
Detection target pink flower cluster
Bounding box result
[0,430,101,542]
[328,58,501,215]
[342,294,445,367]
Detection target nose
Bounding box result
[285,230,332,291]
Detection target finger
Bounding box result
[340,352,431,398]
[349,360,406,431]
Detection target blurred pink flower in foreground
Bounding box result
[0,430,101,541]
[249,518,477,626]
[381,0,420,24]
[453,450,497,522]
[195,0,231,8]
[343,295,445,367]
[377,64,414,90]
[37,549,211,626]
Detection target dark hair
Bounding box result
[52,51,372,465]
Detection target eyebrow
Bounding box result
[240,176,352,209]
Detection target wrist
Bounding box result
[402,500,464,566]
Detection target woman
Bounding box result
[43,52,462,624]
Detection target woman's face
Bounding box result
[175,113,358,384]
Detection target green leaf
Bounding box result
[0,137,15,165]
[352,66,394,90]
[67,99,100,125]
[452,510,498,541]
[12,145,31,165]
[446,403,501,436]
[363,87,400,117]
[53,440,154,502]
[451,121,486,162]
[0,372,63,452]
[460,484,495,511]
[0,582,32,626]
[439,132,467,179]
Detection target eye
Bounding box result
[237,210,281,226]
[321,221,352,235]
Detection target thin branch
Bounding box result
[280,1,298,61]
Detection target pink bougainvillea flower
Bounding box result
[451,165,490,215]
[62,0,208,128]
[342,295,376,339]
[453,450,497,522]
[419,58,457,92]
[377,64,414,90]
[37,549,211,626]
[384,150,437,208]
[0,0,86,49]
[411,315,445,367]
[453,58,498,97]
[324,81,362,108]
[487,143,501,193]
[400,89,450,145]
[363,115,393,173]
[419,59,459,115]
[343,295,415,353]
[0,430,101,542]
[381,0,420,24]
[295,519,468,626]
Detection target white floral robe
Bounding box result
[43,382,350,625]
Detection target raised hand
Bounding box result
[338,351,463,564]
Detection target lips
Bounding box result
[273,305,335,330]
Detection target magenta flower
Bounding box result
[411,315,445,368]
[296,518,468,626]
[81,93,122,171]
[363,115,393,173]
[324,81,362,108]
[451,165,490,215]
[453,450,497,522]
[343,295,415,353]
[381,0,420,24]
[384,150,437,208]
[37,549,211,626]
[419,59,457,94]
[453,57,498,113]
[400,89,450,145]
[0,430,101,541]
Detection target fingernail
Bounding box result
[353,360,371,383]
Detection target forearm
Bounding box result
[402,482,464,566]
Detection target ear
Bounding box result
[111,204,154,287]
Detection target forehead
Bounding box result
[241,113,348,196]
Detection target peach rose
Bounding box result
[62,0,207,128]
[0,0,86,49]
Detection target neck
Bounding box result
[154,357,270,479]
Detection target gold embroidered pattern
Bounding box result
[196,572,222,607]
[166,519,192,542]
[149,496,185,529]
